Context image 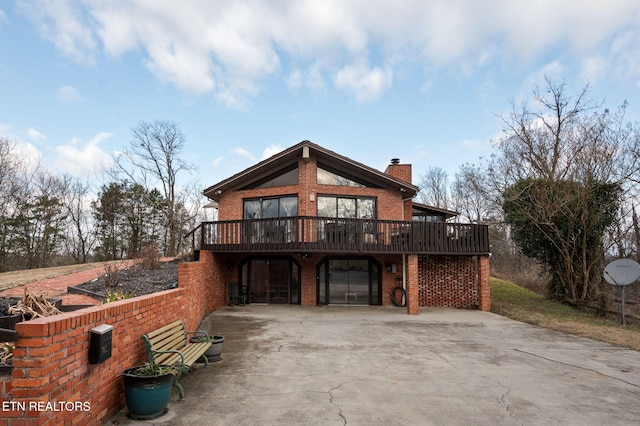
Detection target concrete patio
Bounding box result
[108,305,640,425]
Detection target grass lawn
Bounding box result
[491,277,640,351]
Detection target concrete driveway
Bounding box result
[108,306,640,425]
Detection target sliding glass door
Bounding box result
[241,257,300,304]
[317,257,380,305]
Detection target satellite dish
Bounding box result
[603,259,640,286]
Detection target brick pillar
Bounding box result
[406,254,419,315]
[478,255,491,311]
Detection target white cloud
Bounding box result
[19,0,640,107]
[53,132,113,177]
[580,56,608,85]
[518,61,568,104]
[56,85,83,103]
[334,61,393,103]
[286,66,325,93]
[231,147,256,162]
[27,128,46,142]
[17,0,97,64]
[212,156,224,167]
[261,144,283,160]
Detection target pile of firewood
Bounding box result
[0,343,13,364]
[7,287,61,319]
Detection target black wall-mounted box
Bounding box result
[89,324,114,364]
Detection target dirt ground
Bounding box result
[0,260,132,291]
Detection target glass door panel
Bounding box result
[291,263,300,304]
[269,259,290,304]
[244,258,299,304]
[328,259,350,304]
[347,260,369,305]
[327,259,369,305]
[250,259,269,303]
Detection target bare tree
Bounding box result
[450,162,497,223]
[113,120,197,256]
[489,78,640,306]
[416,166,450,208]
[61,175,96,264]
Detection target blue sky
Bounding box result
[1,1,640,193]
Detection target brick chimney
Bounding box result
[384,158,412,184]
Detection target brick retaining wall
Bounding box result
[0,251,223,425]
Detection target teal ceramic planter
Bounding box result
[123,367,175,420]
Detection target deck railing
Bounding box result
[186,216,489,255]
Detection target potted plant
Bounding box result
[190,334,225,362]
[122,362,178,420]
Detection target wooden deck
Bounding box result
[187,217,489,255]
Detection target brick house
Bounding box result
[193,140,490,314]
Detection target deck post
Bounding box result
[478,255,491,311]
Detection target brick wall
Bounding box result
[384,162,412,184]
[0,251,224,425]
[478,255,491,311]
[407,255,420,315]
[418,255,480,309]
[217,155,409,222]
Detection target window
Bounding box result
[317,196,376,244]
[412,206,446,222]
[317,196,375,219]
[243,196,298,243]
[244,196,298,219]
[317,164,371,187]
[242,166,298,189]
[413,214,443,222]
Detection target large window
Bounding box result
[317,196,375,219]
[317,166,366,187]
[244,196,298,219]
[317,196,376,244]
[242,166,298,189]
[243,196,298,243]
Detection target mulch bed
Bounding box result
[68,260,179,301]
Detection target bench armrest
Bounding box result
[186,330,209,339]
[149,348,188,370]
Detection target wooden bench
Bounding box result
[142,320,212,400]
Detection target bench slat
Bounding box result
[151,333,186,352]
[145,320,184,340]
[143,321,212,369]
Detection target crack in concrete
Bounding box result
[427,347,457,368]
[328,382,348,425]
[277,317,307,352]
[515,349,640,389]
[326,360,396,426]
[498,381,523,425]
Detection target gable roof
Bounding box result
[203,140,419,201]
